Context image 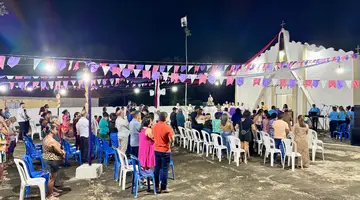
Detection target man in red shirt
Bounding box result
[152,112,174,193]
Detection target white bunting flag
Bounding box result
[6,76,14,79]
[271,79,278,86]
[320,80,327,89]
[224,65,230,71]
[33,76,39,79]
[134,69,141,78]
[162,72,169,80]
[119,64,126,69]
[109,78,114,85]
[345,80,352,89]
[71,80,76,86]
[219,77,226,85]
[188,74,197,83]
[34,59,42,70]
[102,65,110,75]
[145,65,152,71]
[25,81,30,87]
[298,80,303,88]
[207,65,212,70]
[97,79,102,85]
[68,60,73,70]
[188,65,194,72]
[48,81,54,89]
[167,65,173,71]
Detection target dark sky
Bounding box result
[1,0,360,106]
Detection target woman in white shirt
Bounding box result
[115,109,130,153]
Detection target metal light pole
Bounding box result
[181,16,191,106]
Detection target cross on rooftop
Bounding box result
[280,21,286,28]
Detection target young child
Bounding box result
[6,117,18,163]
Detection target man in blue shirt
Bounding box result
[329,106,339,138]
[309,104,321,131]
[268,106,278,116]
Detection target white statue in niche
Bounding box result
[207,94,214,106]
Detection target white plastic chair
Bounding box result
[282,138,302,172]
[30,121,42,140]
[184,128,194,150]
[117,149,134,190]
[201,131,214,157]
[14,159,46,200]
[178,127,188,148]
[228,136,247,166]
[254,131,264,155]
[191,129,203,154]
[211,134,228,162]
[263,134,283,167]
[308,129,325,161]
[185,121,191,129]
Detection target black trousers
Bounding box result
[311,117,318,131]
[329,121,338,138]
[80,136,89,163]
[18,121,29,141]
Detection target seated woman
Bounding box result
[203,113,212,133]
[220,114,234,150]
[43,124,65,200]
[212,112,222,135]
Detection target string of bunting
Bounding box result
[0,53,358,76]
[0,75,358,90]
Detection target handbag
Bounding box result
[239,120,250,136]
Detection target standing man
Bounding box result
[272,113,289,163]
[129,111,141,157]
[17,102,29,142]
[309,104,320,131]
[170,107,178,131]
[76,112,90,163]
[152,112,174,193]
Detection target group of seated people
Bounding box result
[328,105,355,139]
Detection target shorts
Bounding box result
[45,160,61,173]
[0,151,6,163]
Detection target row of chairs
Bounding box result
[177,127,248,166]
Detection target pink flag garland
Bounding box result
[304,80,312,88]
[33,82,39,88]
[170,73,180,83]
[142,70,151,79]
[280,79,287,87]
[174,65,180,73]
[0,56,5,69]
[226,77,234,86]
[73,61,80,71]
[194,65,200,73]
[9,82,14,89]
[112,67,121,76]
[352,80,359,88]
[328,80,336,88]
[198,74,207,85]
[152,65,159,72]
[253,78,261,86]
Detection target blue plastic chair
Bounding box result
[130,155,156,198]
[334,123,347,141]
[101,139,116,167]
[22,155,49,197]
[91,134,97,158]
[110,132,119,148]
[95,137,104,163]
[25,136,42,152]
[24,141,45,169]
[63,139,82,167]
[113,148,121,181]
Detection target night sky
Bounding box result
[1,0,360,106]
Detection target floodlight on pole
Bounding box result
[231,71,236,76]
[171,86,178,92]
[59,88,67,96]
[82,68,91,83]
[26,87,33,92]
[214,71,221,78]
[181,15,191,106]
[215,81,220,86]
[134,88,140,94]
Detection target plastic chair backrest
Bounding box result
[211,134,223,147]
[185,129,192,140]
[25,141,35,155]
[262,133,271,149]
[110,132,119,148]
[201,131,211,145]
[130,155,143,176]
[14,159,30,184]
[282,138,292,154]
[22,155,36,174]
[102,139,111,151]
[269,138,276,150]
[117,149,130,169]
[228,136,240,150]
[258,131,264,141]
[178,127,186,138]
[191,129,199,142]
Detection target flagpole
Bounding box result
[182,16,191,107]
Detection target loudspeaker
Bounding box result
[351,127,360,146]
[355,105,360,127]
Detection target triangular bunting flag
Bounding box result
[73,61,79,71]
[127,64,135,71]
[71,80,76,86]
[63,80,69,89]
[271,79,278,86]
[142,70,151,79]
[7,57,20,68]
[253,78,261,86]
[102,65,111,75]
[112,67,121,76]
[320,80,327,89]
[219,77,226,85]
[6,76,14,79]
[162,72,169,81]
[68,60,73,70]
[188,65,194,72]
[24,81,30,87]
[194,65,200,73]
[109,78,115,85]
[9,82,14,89]
[206,65,212,71]
[328,80,336,88]
[226,77,234,86]
[188,74,197,83]
[97,79,102,85]
[119,64,126,69]
[145,65,152,71]
[345,80,352,89]
[33,82,39,88]
[298,80,303,88]
[134,69,141,77]
[48,81,54,89]
[0,56,5,69]
[198,74,207,84]
[174,65,180,73]
[170,73,180,83]
[167,65,173,72]
[33,59,42,70]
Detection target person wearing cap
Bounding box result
[62,109,70,138]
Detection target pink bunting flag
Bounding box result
[115,78,120,85]
[112,67,121,76]
[211,65,217,72]
[55,81,61,90]
[353,80,359,88]
[280,79,287,87]
[15,76,23,79]
[194,65,200,73]
[174,65,180,73]
[328,80,336,88]
[198,74,207,85]
[152,65,159,72]
[304,80,312,88]
[142,70,151,79]
[0,56,5,69]
[253,78,261,86]
[9,82,14,89]
[226,77,234,86]
[127,64,135,71]
[32,82,39,88]
[170,73,180,83]
[73,61,80,71]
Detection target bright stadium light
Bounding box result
[215,81,220,86]
[26,87,33,92]
[82,71,91,83]
[171,86,178,92]
[336,66,344,74]
[134,88,140,94]
[231,71,236,76]
[59,88,67,96]
[214,71,221,78]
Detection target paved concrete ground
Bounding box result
[1,135,360,200]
